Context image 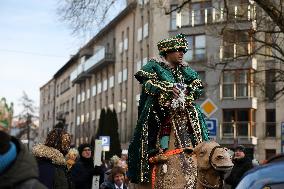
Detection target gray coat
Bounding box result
[0,137,47,189]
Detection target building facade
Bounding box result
[39,78,55,140]
[39,0,284,161]
[54,55,79,145]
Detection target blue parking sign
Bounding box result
[99,136,110,147]
[206,118,217,137]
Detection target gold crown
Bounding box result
[0,98,13,131]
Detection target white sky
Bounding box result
[0,0,125,116]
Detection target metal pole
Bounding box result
[103,151,105,161]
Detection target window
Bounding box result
[96,109,101,119]
[265,149,276,160]
[184,35,206,62]
[123,68,128,81]
[81,91,85,102]
[143,57,148,66]
[71,97,74,110]
[237,71,248,97]
[108,104,114,110]
[117,101,122,113]
[222,70,254,99]
[124,38,128,50]
[143,23,148,38]
[222,109,255,137]
[136,60,142,72]
[109,76,114,88]
[118,71,122,84]
[119,42,123,53]
[136,94,140,106]
[81,114,84,124]
[103,79,108,91]
[86,89,90,99]
[97,82,102,94]
[56,84,60,96]
[76,116,80,125]
[92,85,97,96]
[122,99,127,112]
[223,30,253,59]
[137,27,142,42]
[86,113,89,122]
[77,94,81,104]
[265,70,276,101]
[170,5,178,30]
[223,71,234,98]
[228,2,251,21]
[66,100,69,112]
[92,111,95,121]
[190,1,212,26]
[266,109,276,137]
[265,33,273,57]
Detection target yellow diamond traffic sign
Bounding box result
[201,98,218,118]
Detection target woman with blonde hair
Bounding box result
[66,148,79,170]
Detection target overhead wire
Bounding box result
[0,48,66,58]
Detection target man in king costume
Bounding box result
[128,33,209,188]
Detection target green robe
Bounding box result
[128,57,209,184]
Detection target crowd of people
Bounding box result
[0,125,259,189]
[0,119,129,189]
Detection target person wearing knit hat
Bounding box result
[32,120,71,189]
[128,33,209,187]
[0,97,46,189]
[225,145,253,188]
[71,143,101,189]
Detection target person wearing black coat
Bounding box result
[0,131,47,189]
[71,143,101,189]
[32,121,71,189]
[225,145,254,189]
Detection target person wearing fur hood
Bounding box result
[32,121,71,189]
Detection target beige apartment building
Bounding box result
[39,0,284,161]
[39,78,55,140]
[39,55,80,144]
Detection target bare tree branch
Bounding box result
[254,0,284,31]
[57,0,119,35]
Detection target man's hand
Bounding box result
[173,87,180,99]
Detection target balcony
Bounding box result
[71,47,115,84]
[220,121,257,145]
[221,96,258,109]
[176,3,256,28]
[71,64,92,84]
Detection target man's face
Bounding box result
[114,173,124,187]
[234,149,245,159]
[81,147,92,158]
[165,51,184,65]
